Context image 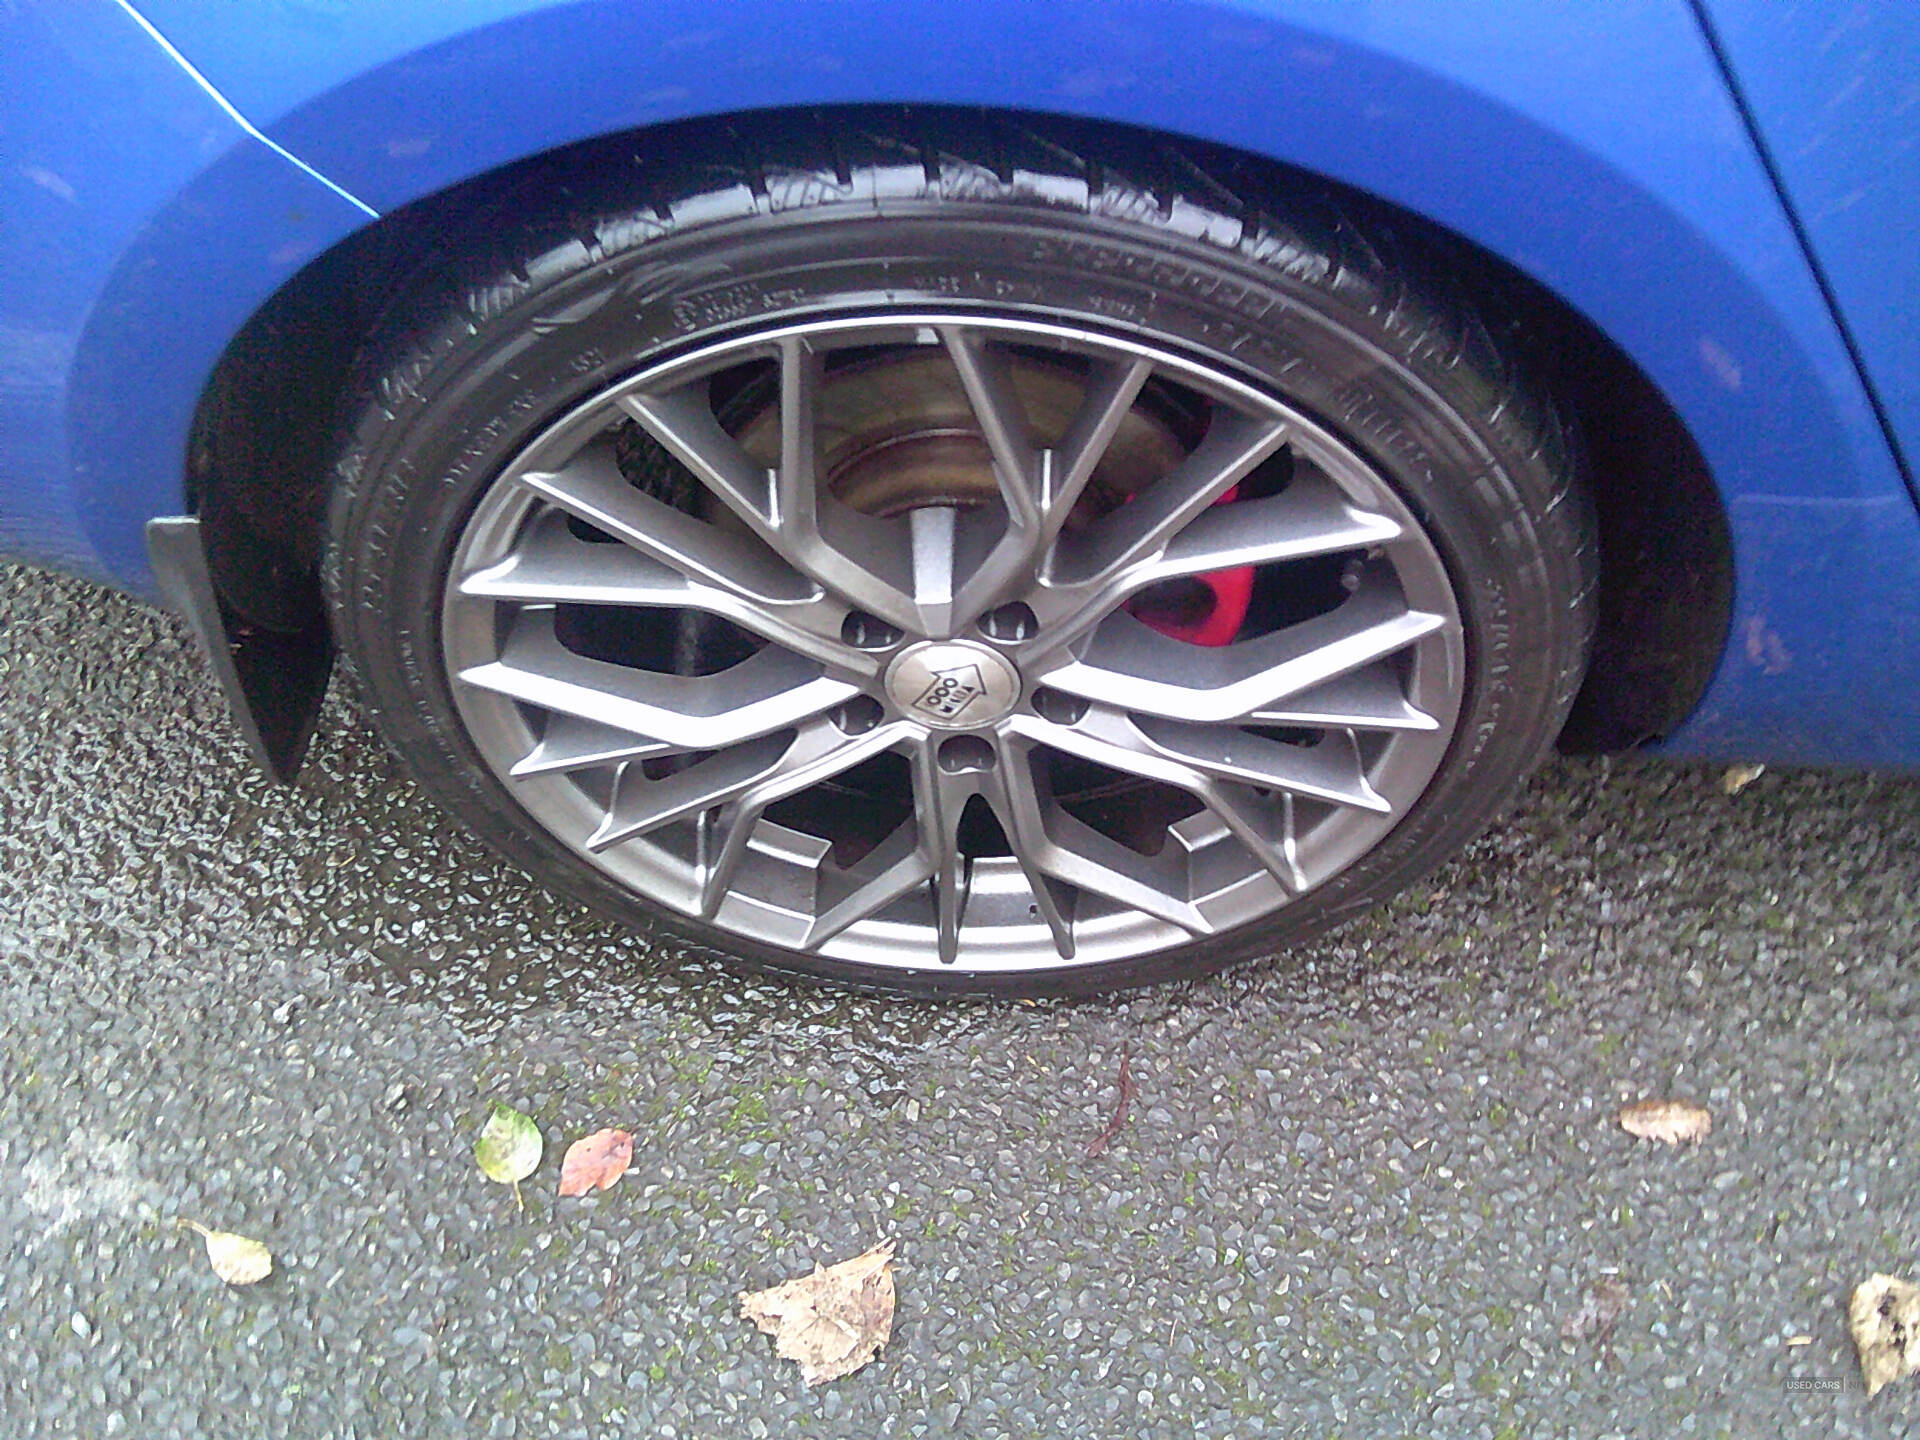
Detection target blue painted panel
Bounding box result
[8,0,1920,764]
[0,0,373,590]
[0,0,238,584]
[1703,1,1920,478]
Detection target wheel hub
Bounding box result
[885,639,1022,728]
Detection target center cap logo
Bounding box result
[914,663,987,721]
[886,641,1020,729]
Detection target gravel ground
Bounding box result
[1,561,1917,1439]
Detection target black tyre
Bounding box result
[324,113,1596,997]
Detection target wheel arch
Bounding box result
[72,0,1919,763]
[184,105,1731,754]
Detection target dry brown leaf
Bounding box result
[740,1240,896,1385]
[1720,763,1766,796]
[179,1220,273,1285]
[1849,1274,1920,1398]
[1561,1276,1631,1344]
[558,1128,634,1197]
[1618,1098,1712,1145]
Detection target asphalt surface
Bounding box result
[1,560,1918,1439]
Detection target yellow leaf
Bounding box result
[1618,1098,1711,1145]
[180,1220,273,1285]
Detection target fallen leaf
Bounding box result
[179,1220,273,1285]
[475,1102,543,1209]
[1850,1274,1920,1398]
[1720,763,1766,796]
[1086,1042,1136,1158]
[1618,1098,1712,1145]
[558,1128,634,1197]
[1561,1277,1630,1348]
[740,1240,896,1385]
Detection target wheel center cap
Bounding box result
[885,641,1021,728]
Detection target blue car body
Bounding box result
[4,0,1916,764]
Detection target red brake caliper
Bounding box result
[1131,484,1255,646]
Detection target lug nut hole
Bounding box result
[937,734,997,774]
[830,695,886,734]
[979,602,1039,643]
[1032,688,1090,725]
[842,612,905,650]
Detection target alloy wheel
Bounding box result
[442,314,1464,976]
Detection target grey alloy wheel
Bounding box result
[325,114,1598,997]
[440,314,1463,977]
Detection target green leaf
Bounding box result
[475,1102,543,1208]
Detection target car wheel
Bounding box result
[324,116,1596,997]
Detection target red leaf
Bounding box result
[558,1128,634,1196]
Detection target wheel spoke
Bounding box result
[1008,709,1317,890]
[774,335,823,536]
[462,510,694,606]
[618,385,774,528]
[1025,472,1405,648]
[986,726,1211,933]
[909,739,981,964]
[1052,408,1290,589]
[941,328,1042,533]
[1050,356,1156,537]
[1035,581,1446,726]
[941,337,1167,632]
[587,732,794,852]
[799,819,935,951]
[977,736,1079,959]
[698,719,915,913]
[1248,661,1440,732]
[590,715,910,858]
[1188,784,1308,894]
[461,509,872,675]
[1148,474,1399,584]
[1019,700,1385,818]
[909,505,960,635]
[510,714,675,777]
[622,379,922,630]
[1016,801,1211,934]
[1129,716,1389,813]
[515,449,810,604]
[937,329,1045,633]
[457,607,858,749]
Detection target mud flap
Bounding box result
[145,516,333,783]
